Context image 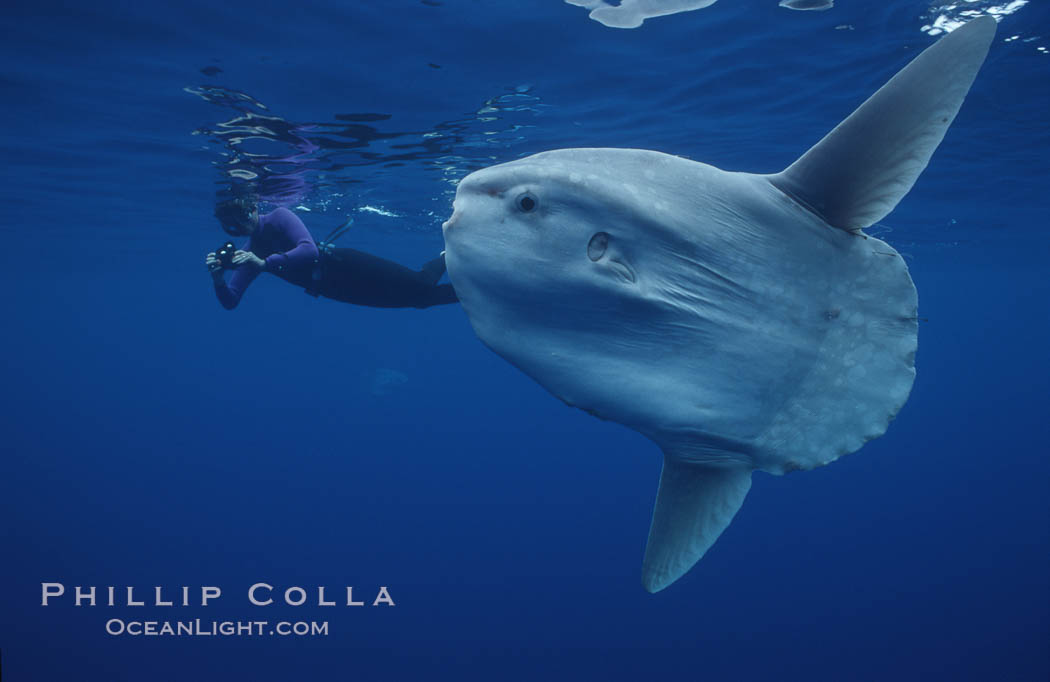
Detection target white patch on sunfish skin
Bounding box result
[565,0,718,29]
[442,18,996,592]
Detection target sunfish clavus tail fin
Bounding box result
[768,16,996,230]
[641,456,752,593]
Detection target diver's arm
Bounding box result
[213,263,260,310]
[262,207,319,273]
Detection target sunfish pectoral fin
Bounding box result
[767,16,996,231]
[641,455,752,593]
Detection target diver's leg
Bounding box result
[320,248,456,308]
[414,254,457,307]
[427,283,458,307]
[419,253,447,286]
[412,283,458,308]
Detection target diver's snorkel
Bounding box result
[318,217,354,255]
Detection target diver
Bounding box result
[205,195,457,310]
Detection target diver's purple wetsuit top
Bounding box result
[213,207,319,310]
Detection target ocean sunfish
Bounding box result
[442,18,996,592]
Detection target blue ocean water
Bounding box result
[1,0,1047,679]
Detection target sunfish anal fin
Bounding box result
[642,455,752,593]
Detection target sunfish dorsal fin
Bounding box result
[641,456,752,593]
[769,16,996,230]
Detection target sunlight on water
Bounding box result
[567,0,838,27]
[565,0,719,29]
[921,1,1046,55]
[921,1,1030,37]
[778,0,834,10]
[357,205,401,218]
[184,84,547,217]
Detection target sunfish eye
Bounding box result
[516,192,537,212]
[587,232,609,261]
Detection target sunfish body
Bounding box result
[442,18,995,592]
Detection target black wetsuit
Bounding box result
[213,207,456,310]
[307,247,457,308]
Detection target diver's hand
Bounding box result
[232,250,266,272]
[206,252,224,280]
